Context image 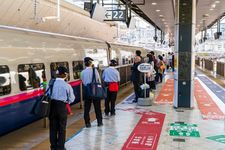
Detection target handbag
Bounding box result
[33,79,55,117]
[85,68,106,100]
[108,82,119,92]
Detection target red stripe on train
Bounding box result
[0,80,81,107]
[69,80,81,87]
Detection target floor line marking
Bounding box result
[155,79,174,104]
[196,77,225,114]
[194,79,224,120]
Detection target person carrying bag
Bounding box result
[48,66,75,150]
[81,57,103,128]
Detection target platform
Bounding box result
[63,75,225,150]
[0,72,225,150]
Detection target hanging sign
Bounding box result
[138,63,153,73]
[104,9,126,21]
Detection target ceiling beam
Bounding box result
[207,12,225,30]
[120,0,162,31]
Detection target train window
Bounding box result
[0,65,11,96]
[121,50,132,65]
[85,49,108,67]
[18,63,45,91]
[50,62,70,81]
[72,61,84,79]
[111,50,119,65]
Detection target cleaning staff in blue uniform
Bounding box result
[102,60,120,116]
[81,57,103,128]
[49,66,75,150]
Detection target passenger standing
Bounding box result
[136,50,143,62]
[131,56,142,103]
[150,51,159,82]
[147,54,156,90]
[157,55,165,83]
[172,52,175,72]
[162,54,166,73]
[81,57,103,128]
[162,54,167,64]
[168,52,173,69]
[102,60,120,116]
[49,66,75,150]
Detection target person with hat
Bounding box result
[81,57,103,128]
[102,60,120,116]
[48,66,75,150]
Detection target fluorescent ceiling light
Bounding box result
[156,10,160,12]
[152,2,157,5]
[215,1,220,4]
[211,4,216,8]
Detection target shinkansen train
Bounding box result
[0,25,148,136]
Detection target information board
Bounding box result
[138,63,153,73]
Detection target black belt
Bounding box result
[51,99,66,104]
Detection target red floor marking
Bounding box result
[194,80,224,120]
[155,79,174,104]
[122,112,165,150]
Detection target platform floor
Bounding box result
[64,76,225,150]
[0,70,225,150]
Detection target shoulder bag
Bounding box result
[33,79,55,117]
[85,68,106,100]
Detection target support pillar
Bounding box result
[174,0,196,108]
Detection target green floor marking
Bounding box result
[169,123,200,137]
[206,135,225,144]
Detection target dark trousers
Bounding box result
[147,81,156,90]
[84,99,102,125]
[105,90,117,115]
[49,100,67,150]
[133,82,140,101]
[158,73,163,82]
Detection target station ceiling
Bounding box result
[129,0,225,35]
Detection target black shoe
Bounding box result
[97,123,103,127]
[132,99,138,103]
[86,123,91,128]
[111,113,116,116]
